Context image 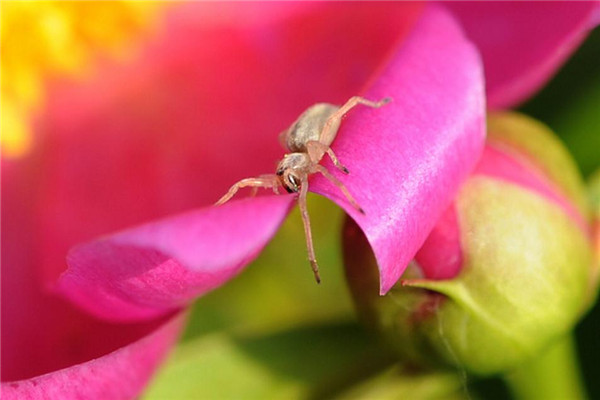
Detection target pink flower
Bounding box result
[2,2,598,398]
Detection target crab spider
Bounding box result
[215,96,391,283]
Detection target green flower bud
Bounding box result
[588,168,600,302]
[344,112,595,375]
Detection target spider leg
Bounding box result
[215,175,281,206]
[313,164,364,214]
[306,140,349,174]
[258,174,281,195]
[320,96,391,145]
[298,177,321,283]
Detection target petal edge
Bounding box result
[59,196,294,321]
[1,312,185,400]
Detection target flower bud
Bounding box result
[588,168,600,302]
[344,112,595,375]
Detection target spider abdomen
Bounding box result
[284,103,340,152]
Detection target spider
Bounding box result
[215,96,391,283]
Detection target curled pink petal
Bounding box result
[310,4,486,294]
[59,196,293,321]
[1,312,185,400]
[445,1,600,109]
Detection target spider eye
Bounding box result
[286,174,300,192]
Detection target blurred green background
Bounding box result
[144,28,600,400]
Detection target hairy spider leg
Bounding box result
[313,164,364,214]
[215,175,281,206]
[297,177,321,284]
[306,140,349,174]
[320,96,391,146]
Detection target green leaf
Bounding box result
[143,323,392,400]
[336,366,464,400]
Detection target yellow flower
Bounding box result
[1,1,162,157]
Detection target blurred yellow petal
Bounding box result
[1,101,31,158]
[1,1,163,158]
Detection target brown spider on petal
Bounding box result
[216,96,391,283]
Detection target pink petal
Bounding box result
[411,143,591,282]
[1,312,185,400]
[3,0,422,386]
[310,4,486,294]
[59,196,293,321]
[45,2,422,320]
[445,1,600,109]
[2,158,180,381]
[475,145,589,235]
[414,205,463,280]
[38,2,420,286]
